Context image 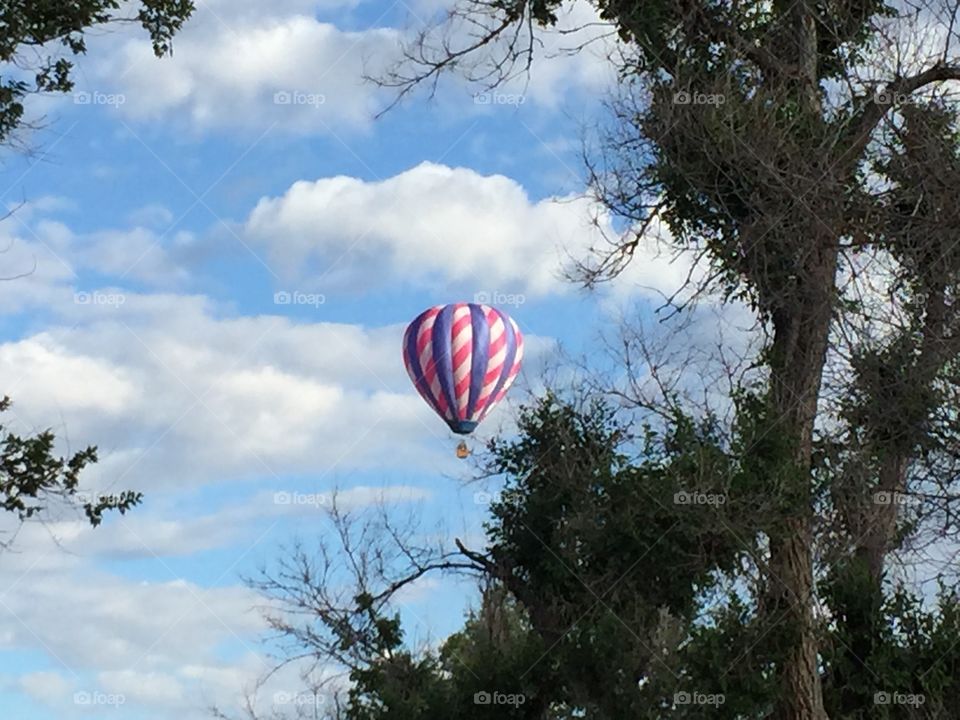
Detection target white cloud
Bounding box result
[18,671,73,706]
[0,479,445,719]
[98,669,185,706]
[127,203,176,229]
[245,162,570,294]
[0,305,415,492]
[102,16,397,133]
[0,561,270,718]
[0,290,555,495]
[0,219,76,314]
[68,0,616,134]
[33,218,197,287]
[2,161,695,317]
[32,485,435,560]
[0,209,199,313]
[0,337,137,415]
[245,161,691,299]
[0,569,262,672]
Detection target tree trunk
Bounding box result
[766,244,836,720]
[860,456,910,579]
[836,285,950,714]
[770,520,826,720]
[762,1,833,714]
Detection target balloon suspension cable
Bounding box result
[456,440,470,459]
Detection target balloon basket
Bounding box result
[456,440,470,459]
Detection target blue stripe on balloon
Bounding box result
[466,303,490,420]
[480,309,518,419]
[403,312,440,416]
[431,304,458,422]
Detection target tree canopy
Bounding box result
[0,0,195,144]
[0,396,141,546]
[245,1,960,718]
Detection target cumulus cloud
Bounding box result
[0,558,267,718]
[245,161,693,298]
[3,162,696,314]
[102,16,397,132]
[0,216,76,314]
[51,485,435,560]
[19,671,73,705]
[0,475,442,718]
[0,299,425,492]
[0,560,262,672]
[66,0,616,134]
[0,210,200,314]
[0,289,556,495]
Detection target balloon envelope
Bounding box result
[403,303,523,434]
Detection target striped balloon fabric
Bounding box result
[403,303,524,435]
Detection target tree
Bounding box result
[237,2,960,719]
[367,2,960,718]
[0,396,141,547]
[0,1,193,540]
[818,99,960,718]
[0,0,195,145]
[249,391,960,719]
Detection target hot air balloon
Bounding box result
[403,303,523,454]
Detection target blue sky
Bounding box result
[0,2,705,718]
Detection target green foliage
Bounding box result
[275,2,960,714]
[0,0,194,144]
[347,651,449,720]
[481,394,799,717]
[485,394,743,614]
[844,333,943,457]
[0,396,141,531]
[822,566,960,719]
[339,395,772,719]
[491,1,893,81]
[325,393,960,718]
[346,590,550,720]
